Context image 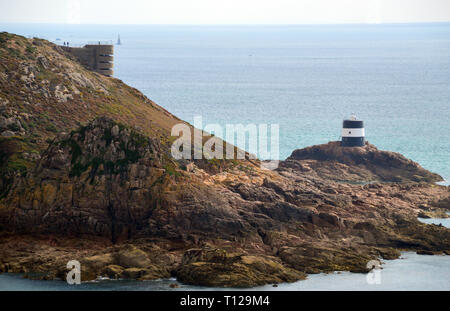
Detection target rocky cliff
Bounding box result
[0,32,449,287]
[281,141,443,183]
[0,32,185,199]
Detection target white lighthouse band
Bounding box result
[341,118,365,147]
[342,128,365,137]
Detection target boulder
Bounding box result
[177,248,305,288]
[114,246,151,268]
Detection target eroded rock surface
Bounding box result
[0,32,449,288]
[281,141,443,183]
[0,118,448,287]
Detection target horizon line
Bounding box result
[1,21,450,26]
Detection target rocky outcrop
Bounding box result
[0,117,170,242]
[1,124,448,286]
[177,248,306,287]
[0,32,185,202]
[281,141,443,183]
[0,32,449,288]
[0,235,174,281]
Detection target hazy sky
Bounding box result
[1,0,449,24]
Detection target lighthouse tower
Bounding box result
[341,114,365,147]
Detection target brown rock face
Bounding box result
[0,32,449,288]
[177,249,306,287]
[1,122,448,287]
[0,117,168,242]
[281,141,443,183]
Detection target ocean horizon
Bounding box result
[1,22,449,182]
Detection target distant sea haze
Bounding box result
[2,23,450,182]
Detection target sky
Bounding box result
[0,0,449,24]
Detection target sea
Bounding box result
[0,23,449,290]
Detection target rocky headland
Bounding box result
[281,141,443,183]
[0,32,449,287]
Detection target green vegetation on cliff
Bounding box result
[0,32,187,196]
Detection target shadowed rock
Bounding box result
[280,141,443,183]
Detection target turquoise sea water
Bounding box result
[1,23,449,182]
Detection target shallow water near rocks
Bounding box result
[418,212,450,228]
[1,216,449,291]
[1,252,448,291]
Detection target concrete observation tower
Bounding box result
[62,42,114,77]
[341,114,365,147]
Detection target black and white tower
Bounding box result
[341,114,365,147]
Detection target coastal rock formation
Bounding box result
[0,117,169,240]
[176,248,306,287]
[280,141,443,183]
[0,32,449,287]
